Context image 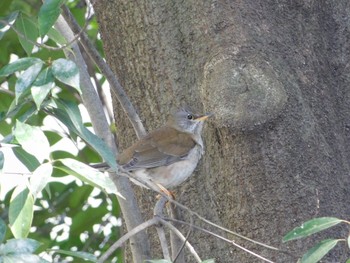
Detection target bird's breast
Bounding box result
[147,145,203,188]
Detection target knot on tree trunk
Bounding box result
[201,48,287,132]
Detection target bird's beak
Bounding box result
[195,113,214,121]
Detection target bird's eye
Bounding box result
[187,114,194,120]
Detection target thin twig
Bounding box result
[193,211,280,251]
[158,217,202,263]
[97,218,159,263]
[156,225,171,261]
[118,169,282,255]
[154,197,171,261]
[168,201,185,263]
[172,226,191,263]
[164,217,275,263]
[172,212,193,263]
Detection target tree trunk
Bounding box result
[95,1,350,262]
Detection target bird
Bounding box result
[95,108,212,196]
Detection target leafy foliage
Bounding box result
[283,217,343,242]
[0,238,49,263]
[284,217,350,263]
[0,0,121,262]
[300,239,339,263]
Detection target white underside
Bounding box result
[130,145,203,189]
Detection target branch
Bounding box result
[98,198,200,263]
[151,184,280,252]
[61,5,146,139]
[153,197,201,262]
[168,201,186,263]
[53,13,151,263]
[153,197,171,260]
[97,218,159,263]
[164,217,275,263]
[158,218,202,263]
[155,225,171,261]
[129,169,284,260]
[120,169,281,254]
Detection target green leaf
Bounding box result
[29,163,53,198]
[346,259,350,263]
[12,147,40,172]
[0,238,41,254]
[56,158,119,195]
[47,27,67,45]
[47,99,118,171]
[14,120,50,164]
[9,187,34,238]
[4,99,39,124]
[33,66,55,87]
[31,67,55,109]
[0,151,4,172]
[0,218,6,243]
[51,58,81,93]
[0,12,18,40]
[38,0,63,37]
[283,217,343,242]
[16,103,38,123]
[49,249,97,262]
[5,99,26,120]
[14,13,38,55]
[15,61,43,103]
[0,57,42,77]
[301,239,339,263]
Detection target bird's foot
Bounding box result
[156,183,175,200]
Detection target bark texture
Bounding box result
[95,1,350,262]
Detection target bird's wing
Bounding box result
[118,127,196,170]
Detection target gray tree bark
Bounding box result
[95,1,350,262]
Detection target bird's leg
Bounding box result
[156,183,175,200]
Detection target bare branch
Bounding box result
[53,14,151,263]
[164,217,275,263]
[172,209,192,263]
[192,211,280,252]
[154,197,171,261]
[172,227,191,263]
[122,169,281,254]
[168,202,185,263]
[153,186,280,252]
[158,218,202,263]
[97,218,159,263]
[155,225,171,261]
[154,196,168,216]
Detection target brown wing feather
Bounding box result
[117,127,196,170]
